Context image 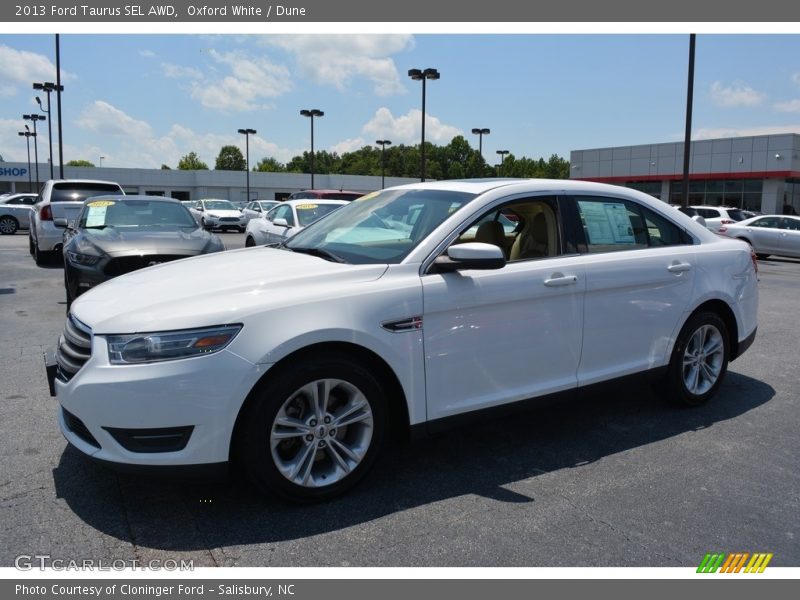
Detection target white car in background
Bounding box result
[48,179,758,502]
[190,199,247,232]
[690,205,750,232]
[719,214,800,259]
[244,199,346,247]
[241,200,279,224]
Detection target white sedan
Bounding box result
[244,199,346,247]
[241,200,279,224]
[720,214,800,259]
[190,199,247,232]
[48,179,758,502]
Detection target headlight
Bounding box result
[67,251,101,266]
[106,324,242,364]
[207,213,218,219]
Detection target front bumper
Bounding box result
[50,336,268,467]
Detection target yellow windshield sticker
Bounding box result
[357,191,379,202]
[86,200,115,208]
[296,203,319,210]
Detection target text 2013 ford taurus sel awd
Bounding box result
[46,179,758,502]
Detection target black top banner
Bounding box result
[2,0,800,23]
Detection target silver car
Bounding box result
[720,214,800,259]
[0,203,34,234]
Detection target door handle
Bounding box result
[667,262,692,273]
[544,274,578,287]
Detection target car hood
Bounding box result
[205,210,242,217]
[71,247,389,334]
[74,227,213,256]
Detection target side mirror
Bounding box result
[273,217,291,228]
[54,218,69,229]
[432,242,506,273]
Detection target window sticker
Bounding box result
[84,205,108,227]
[578,200,635,244]
[296,203,319,210]
[356,191,379,202]
[86,200,115,208]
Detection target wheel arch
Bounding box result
[0,214,19,233]
[229,341,410,463]
[685,299,740,360]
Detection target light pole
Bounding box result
[300,109,323,189]
[18,128,34,192]
[496,150,509,177]
[471,128,490,159]
[33,82,60,179]
[376,139,392,189]
[99,156,105,168]
[237,128,257,202]
[23,113,45,192]
[408,68,440,182]
[55,35,65,178]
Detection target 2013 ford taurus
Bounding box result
[47,179,759,502]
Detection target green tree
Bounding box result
[66,159,95,167]
[215,145,246,171]
[160,164,171,170]
[177,152,208,170]
[254,157,285,172]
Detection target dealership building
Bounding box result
[569,133,800,214]
[0,163,417,201]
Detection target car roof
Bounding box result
[283,198,349,207]
[48,179,122,186]
[388,177,661,197]
[83,194,180,203]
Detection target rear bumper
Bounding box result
[733,326,757,361]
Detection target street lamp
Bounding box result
[18,128,34,192]
[33,82,61,179]
[300,109,323,189]
[375,139,392,189]
[408,68,440,182]
[23,113,46,192]
[471,128,490,159]
[496,150,509,177]
[99,156,105,168]
[237,128,257,202]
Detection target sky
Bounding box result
[2,33,800,170]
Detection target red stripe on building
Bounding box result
[575,171,800,183]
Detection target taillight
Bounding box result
[718,226,728,234]
[40,204,52,221]
[750,248,758,275]
[720,219,735,225]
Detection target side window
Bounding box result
[573,196,690,254]
[454,197,561,262]
[274,204,295,226]
[782,218,800,231]
[752,217,780,228]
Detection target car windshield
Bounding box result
[51,183,122,202]
[79,199,198,229]
[295,203,344,227]
[285,188,476,264]
[203,200,235,211]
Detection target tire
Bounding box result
[29,236,35,256]
[34,242,49,266]
[659,311,730,407]
[0,216,18,235]
[756,253,769,260]
[240,356,387,502]
[245,236,256,248]
[64,270,74,311]
[202,219,212,231]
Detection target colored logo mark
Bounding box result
[697,552,773,573]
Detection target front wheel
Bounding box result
[241,356,387,502]
[244,236,256,247]
[658,311,730,407]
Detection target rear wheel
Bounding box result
[658,311,729,407]
[756,253,770,260]
[34,242,49,266]
[245,236,256,247]
[241,356,387,502]
[0,216,18,235]
[29,236,34,256]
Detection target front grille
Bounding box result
[104,426,194,453]
[62,408,101,448]
[56,314,92,383]
[219,217,240,222]
[104,255,186,277]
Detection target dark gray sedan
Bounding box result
[62,195,225,306]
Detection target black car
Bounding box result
[62,195,225,307]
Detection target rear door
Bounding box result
[566,195,697,385]
[746,216,783,254]
[778,217,800,258]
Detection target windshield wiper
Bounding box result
[288,246,346,263]
[83,224,113,230]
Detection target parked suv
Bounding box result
[690,205,750,232]
[30,180,124,265]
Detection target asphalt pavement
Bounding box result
[0,231,797,568]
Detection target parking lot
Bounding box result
[0,230,798,568]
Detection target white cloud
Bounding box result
[0,118,29,162]
[362,107,462,145]
[774,99,800,113]
[75,101,153,139]
[264,35,413,96]
[189,49,292,113]
[693,125,800,140]
[792,73,800,85]
[0,45,76,97]
[329,137,367,155]
[161,63,203,80]
[139,50,156,58]
[710,81,765,108]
